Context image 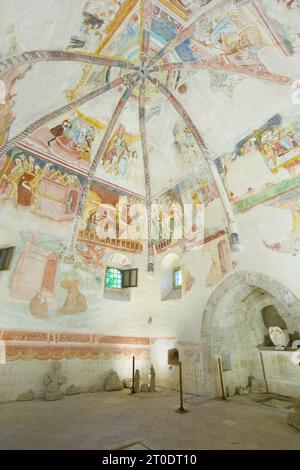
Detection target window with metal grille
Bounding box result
[105,267,138,289]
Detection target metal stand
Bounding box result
[175,361,189,414]
[130,355,136,394]
[218,356,227,400]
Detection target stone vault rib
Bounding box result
[148,0,292,86]
[154,60,292,86]
[67,76,137,258]
[148,74,240,251]
[0,73,134,160]
[140,0,153,64]
[0,50,137,76]
[148,0,224,65]
[138,79,154,272]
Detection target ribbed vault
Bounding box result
[0,0,295,270]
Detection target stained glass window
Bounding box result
[173,267,182,289]
[105,267,123,289]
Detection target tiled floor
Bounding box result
[0,389,299,450]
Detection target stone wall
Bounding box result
[0,356,150,403]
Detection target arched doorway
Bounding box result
[200,271,300,398]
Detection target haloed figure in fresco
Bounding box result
[100,124,138,179]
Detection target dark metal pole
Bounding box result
[176,361,189,414]
[218,356,227,400]
[130,355,136,394]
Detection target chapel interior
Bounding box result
[0,0,300,451]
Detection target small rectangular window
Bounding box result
[105,267,123,289]
[122,268,138,288]
[0,247,15,271]
[173,267,182,289]
[105,267,138,289]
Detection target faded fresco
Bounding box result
[0,222,144,331]
[67,0,129,53]
[79,179,145,251]
[173,122,204,170]
[101,3,141,61]
[256,189,300,256]
[0,0,300,372]
[0,143,144,333]
[217,113,300,205]
[156,0,291,65]
[204,232,233,287]
[152,165,218,251]
[25,112,97,167]
[0,24,29,146]
[261,0,300,54]
[0,149,84,220]
[98,123,143,183]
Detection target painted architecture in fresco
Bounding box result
[78,179,144,252]
[216,111,300,256]
[151,164,233,284]
[217,113,300,200]
[99,123,141,181]
[0,150,83,220]
[10,233,59,302]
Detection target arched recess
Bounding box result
[103,253,132,301]
[200,271,300,398]
[161,252,182,301]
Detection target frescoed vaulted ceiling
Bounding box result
[0,0,300,267]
